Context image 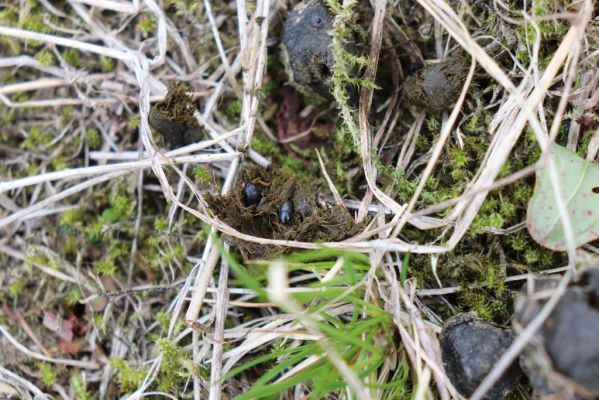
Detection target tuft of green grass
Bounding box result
[217,243,408,398]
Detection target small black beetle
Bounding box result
[279,200,294,225]
[243,183,261,207]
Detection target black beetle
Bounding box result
[243,183,261,207]
[279,200,294,225]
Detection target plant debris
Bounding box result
[440,312,521,399]
[403,52,469,113]
[275,87,331,152]
[149,80,203,148]
[204,165,362,259]
[515,267,599,398]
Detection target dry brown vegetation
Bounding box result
[0,0,598,398]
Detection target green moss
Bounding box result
[51,155,66,171]
[86,128,100,148]
[19,15,46,33]
[153,217,169,232]
[251,131,278,156]
[192,165,212,184]
[450,147,469,168]
[60,208,84,227]
[0,8,18,22]
[70,373,91,400]
[101,56,115,72]
[223,98,242,118]
[37,362,57,386]
[21,126,52,150]
[128,116,140,129]
[8,279,24,299]
[62,48,81,67]
[155,339,194,392]
[35,50,54,66]
[139,17,156,35]
[65,288,81,305]
[0,36,21,55]
[111,358,148,392]
[577,129,596,158]
[101,194,135,224]
[96,260,117,276]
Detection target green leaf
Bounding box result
[527,145,599,251]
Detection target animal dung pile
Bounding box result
[402,52,470,113]
[204,165,362,259]
[149,80,203,148]
[440,312,521,399]
[515,267,599,398]
[281,0,335,99]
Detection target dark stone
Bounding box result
[515,268,599,398]
[281,0,335,98]
[440,312,520,399]
[576,268,599,308]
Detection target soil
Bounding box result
[204,165,362,259]
[149,80,203,148]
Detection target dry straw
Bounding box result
[0,0,595,397]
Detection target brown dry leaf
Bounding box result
[42,311,74,343]
[276,87,330,152]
